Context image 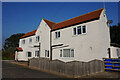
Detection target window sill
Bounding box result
[72,33,87,37]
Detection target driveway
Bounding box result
[2,61,64,78]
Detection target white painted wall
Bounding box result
[35,19,51,58]
[110,46,120,58]
[52,9,110,62]
[16,19,51,61]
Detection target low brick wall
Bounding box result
[29,58,104,77]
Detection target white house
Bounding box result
[109,43,120,58]
[15,8,113,62]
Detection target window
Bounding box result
[29,38,32,43]
[55,32,57,38]
[22,40,25,44]
[77,26,81,35]
[35,51,39,57]
[71,49,74,57]
[55,31,60,38]
[82,26,86,34]
[58,31,60,38]
[73,25,87,35]
[60,50,62,57]
[116,49,120,57]
[73,27,76,35]
[28,52,32,57]
[36,36,40,42]
[61,49,74,58]
[45,50,49,57]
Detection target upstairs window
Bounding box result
[55,31,60,39]
[77,26,81,35]
[36,36,40,42]
[73,27,76,35]
[29,38,32,43]
[22,40,25,44]
[73,25,87,35]
[82,26,86,34]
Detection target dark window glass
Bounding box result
[58,31,60,38]
[60,50,62,57]
[28,52,32,57]
[82,26,86,33]
[73,28,76,35]
[55,32,57,38]
[22,40,25,44]
[77,26,81,34]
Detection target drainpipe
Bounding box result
[50,25,54,61]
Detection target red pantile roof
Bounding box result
[43,19,56,29]
[16,47,23,51]
[20,8,104,39]
[20,29,37,39]
[53,8,104,30]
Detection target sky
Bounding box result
[2,2,119,46]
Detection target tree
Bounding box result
[110,23,120,45]
[2,33,25,60]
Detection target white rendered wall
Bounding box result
[52,9,110,62]
[17,19,51,61]
[110,46,120,58]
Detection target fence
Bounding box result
[29,58,104,77]
[103,58,120,72]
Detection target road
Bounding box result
[2,61,64,78]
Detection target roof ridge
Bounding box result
[55,8,104,25]
[43,18,56,24]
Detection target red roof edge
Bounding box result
[20,29,37,39]
[16,47,23,51]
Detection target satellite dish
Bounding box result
[107,20,113,24]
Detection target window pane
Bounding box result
[58,31,60,38]
[71,49,74,57]
[29,38,32,43]
[63,49,70,57]
[77,26,81,34]
[60,50,62,57]
[73,28,76,35]
[38,36,39,41]
[55,32,57,38]
[47,50,49,57]
[35,51,39,57]
[82,26,86,33]
[28,52,31,57]
[22,40,25,44]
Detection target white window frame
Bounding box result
[29,38,32,43]
[45,50,49,57]
[55,31,60,39]
[82,25,87,34]
[22,40,25,44]
[35,51,39,57]
[73,25,87,36]
[27,52,32,57]
[60,49,74,58]
[36,36,40,42]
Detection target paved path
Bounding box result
[2,61,64,78]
